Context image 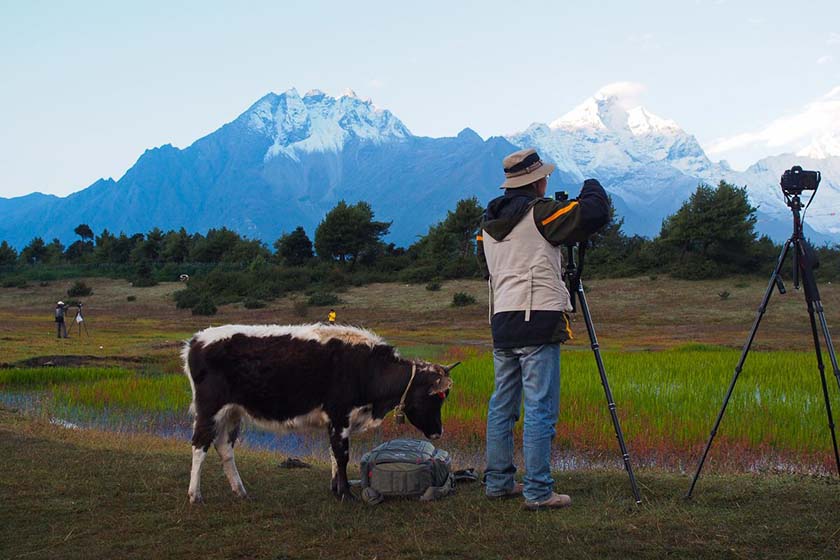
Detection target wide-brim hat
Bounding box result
[499,148,555,189]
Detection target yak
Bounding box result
[182,323,457,502]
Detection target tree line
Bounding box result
[1,182,838,314]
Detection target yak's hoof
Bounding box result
[332,487,356,502]
[189,494,204,505]
[233,490,249,500]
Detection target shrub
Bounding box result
[132,261,158,287]
[243,298,266,309]
[718,290,731,300]
[399,265,438,284]
[307,292,341,306]
[174,288,201,309]
[126,295,136,302]
[425,281,441,292]
[293,300,309,318]
[39,281,49,287]
[452,292,476,307]
[132,275,159,287]
[67,281,92,297]
[191,297,217,316]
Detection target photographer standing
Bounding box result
[54,301,69,339]
[477,148,609,510]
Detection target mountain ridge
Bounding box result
[1,88,838,249]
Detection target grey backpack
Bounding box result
[359,438,454,505]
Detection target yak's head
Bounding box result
[403,360,460,440]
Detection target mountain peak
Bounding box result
[241,88,410,161]
[550,96,611,131]
[797,132,840,159]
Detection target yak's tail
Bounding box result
[181,338,197,416]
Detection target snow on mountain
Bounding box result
[507,87,840,241]
[729,154,840,238]
[244,88,411,161]
[2,85,839,249]
[798,132,840,160]
[510,89,723,187]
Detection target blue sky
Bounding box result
[1,0,839,197]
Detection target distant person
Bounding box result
[328,309,336,324]
[477,147,609,510]
[54,301,69,338]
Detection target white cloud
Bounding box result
[368,78,385,89]
[817,55,834,65]
[829,32,840,46]
[594,81,646,109]
[707,86,840,164]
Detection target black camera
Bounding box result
[780,165,820,195]
[554,191,569,202]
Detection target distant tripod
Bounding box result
[565,243,643,505]
[687,187,840,498]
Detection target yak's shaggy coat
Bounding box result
[183,323,452,502]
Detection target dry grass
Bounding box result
[2,275,838,366]
[2,407,840,560]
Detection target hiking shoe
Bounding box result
[486,482,524,500]
[523,492,572,511]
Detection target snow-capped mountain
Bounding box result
[246,88,411,161]
[507,89,839,242]
[798,132,840,160]
[507,90,731,236]
[0,90,516,249]
[1,86,838,249]
[727,154,840,240]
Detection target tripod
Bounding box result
[687,191,840,498]
[565,243,643,504]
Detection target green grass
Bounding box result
[5,348,840,469]
[2,408,839,560]
[52,374,191,413]
[444,348,840,457]
[0,366,132,388]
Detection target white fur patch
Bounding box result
[188,446,207,503]
[214,404,330,434]
[347,405,382,434]
[181,341,197,415]
[192,323,387,350]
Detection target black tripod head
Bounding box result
[563,242,587,313]
[777,166,822,295]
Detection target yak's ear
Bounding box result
[443,362,461,375]
[428,375,453,395]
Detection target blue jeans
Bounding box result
[485,343,560,502]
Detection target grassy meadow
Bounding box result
[2,275,840,558]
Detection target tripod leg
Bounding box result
[686,239,792,498]
[813,304,840,395]
[806,298,840,475]
[576,283,642,505]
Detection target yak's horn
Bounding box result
[443,362,461,375]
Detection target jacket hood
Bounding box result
[482,190,540,241]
